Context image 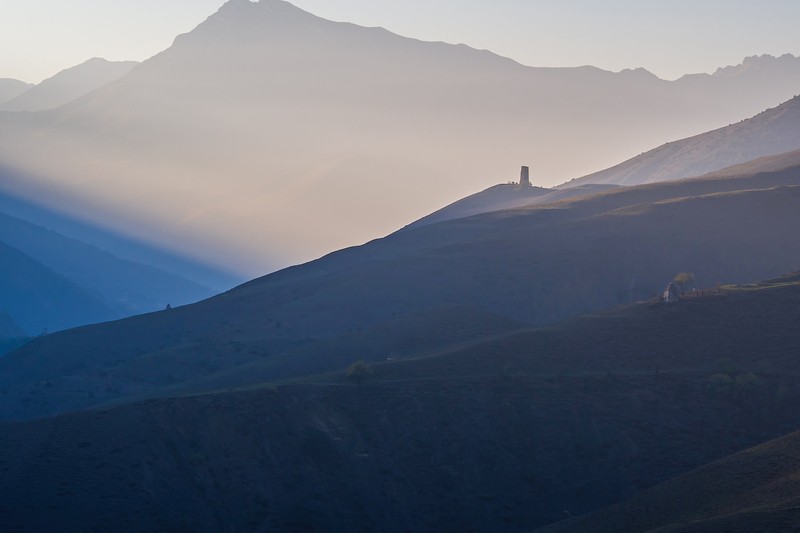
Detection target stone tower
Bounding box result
[520,166,531,187]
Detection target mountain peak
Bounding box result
[174,0,326,46]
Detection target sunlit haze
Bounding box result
[2,0,800,278]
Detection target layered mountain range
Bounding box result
[0,211,214,335]
[3,0,800,274]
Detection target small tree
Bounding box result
[346,360,373,385]
[673,272,695,295]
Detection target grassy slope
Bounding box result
[2,167,800,420]
[1,275,800,531]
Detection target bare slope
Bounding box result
[3,166,800,420]
[2,0,800,274]
[0,58,138,112]
[2,275,800,531]
[564,95,800,188]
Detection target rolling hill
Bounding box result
[0,241,116,334]
[3,163,800,420]
[2,0,800,274]
[0,58,138,112]
[564,94,800,188]
[2,273,800,531]
[0,211,214,316]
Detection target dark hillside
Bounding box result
[539,422,800,532]
[2,170,800,420]
[2,275,800,531]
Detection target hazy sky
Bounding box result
[2,0,799,84]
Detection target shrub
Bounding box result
[346,360,373,385]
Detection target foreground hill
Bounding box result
[0,211,214,316]
[0,241,116,334]
[2,1,800,274]
[0,58,138,112]
[540,415,800,531]
[564,95,800,188]
[2,274,800,531]
[3,165,800,420]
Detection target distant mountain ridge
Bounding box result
[0,58,138,112]
[712,53,800,78]
[563,95,800,188]
[0,79,33,104]
[3,0,800,274]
